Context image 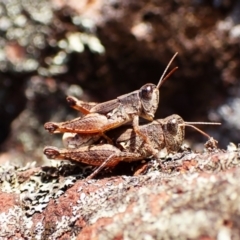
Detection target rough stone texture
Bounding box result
[1,146,240,239]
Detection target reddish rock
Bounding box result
[0,193,19,213]
[1,150,240,239]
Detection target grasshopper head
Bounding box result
[139,83,159,121]
[162,114,185,152]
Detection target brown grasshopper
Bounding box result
[43,114,220,179]
[44,53,178,147]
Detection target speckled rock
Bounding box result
[1,146,240,239]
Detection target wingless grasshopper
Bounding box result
[44,114,220,179]
[44,53,178,150]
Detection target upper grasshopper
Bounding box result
[44,114,220,179]
[44,53,178,145]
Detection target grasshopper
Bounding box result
[44,114,220,179]
[44,53,178,147]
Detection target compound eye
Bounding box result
[167,118,178,135]
[141,84,153,100]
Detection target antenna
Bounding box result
[157,52,178,89]
[179,122,221,139]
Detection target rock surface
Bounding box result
[1,147,240,239]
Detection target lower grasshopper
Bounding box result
[44,114,220,179]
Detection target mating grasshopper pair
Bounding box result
[43,53,220,179]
